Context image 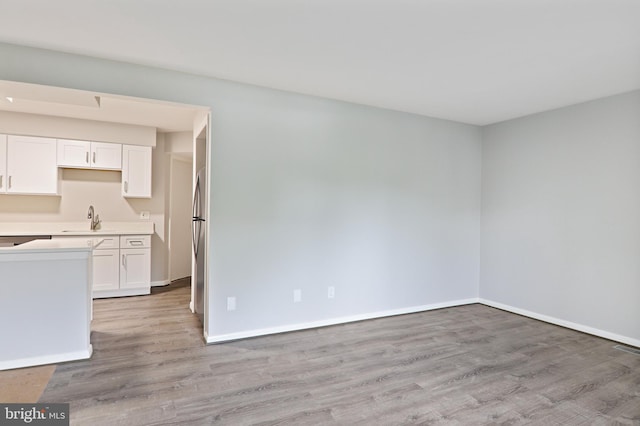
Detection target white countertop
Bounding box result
[0,221,154,237]
[0,237,97,254]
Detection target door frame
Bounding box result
[191,112,211,339]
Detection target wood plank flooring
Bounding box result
[39,282,640,425]
[0,364,55,402]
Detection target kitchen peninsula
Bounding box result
[0,221,154,370]
[0,238,94,370]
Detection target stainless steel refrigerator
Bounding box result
[192,167,206,323]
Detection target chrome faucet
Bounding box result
[87,205,101,231]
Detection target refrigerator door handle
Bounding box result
[192,176,201,257]
[192,176,200,219]
[192,220,200,257]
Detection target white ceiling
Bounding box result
[1,0,639,125]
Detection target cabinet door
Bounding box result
[120,248,150,289]
[122,145,152,198]
[91,142,122,170]
[7,136,59,195]
[93,249,120,292]
[57,139,90,168]
[0,134,6,193]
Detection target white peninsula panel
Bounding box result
[0,240,93,370]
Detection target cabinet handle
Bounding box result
[129,240,143,246]
[0,175,2,189]
[86,152,89,164]
[124,181,128,193]
[93,152,96,163]
[8,176,11,189]
[122,254,126,267]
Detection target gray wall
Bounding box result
[0,43,482,339]
[211,99,481,335]
[481,91,640,344]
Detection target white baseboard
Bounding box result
[0,346,92,371]
[151,280,171,287]
[93,287,150,298]
[206,298,479,344]
[479,298,640,348]
[205,297,640,348]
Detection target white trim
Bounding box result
[206,298,479,344]
[93,287,150,298]
[479,298,640,348]
[0,346,92,371]
[151,279,171,287]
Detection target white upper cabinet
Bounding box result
[57,139,90,167]
[0,135,6,193]
[6,135,59,195]
[91,142,122,169]
[122,145,152,198]
[4,136,152,198]
[57,139,121,170]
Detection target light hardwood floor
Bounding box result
[0,364,55,402]
[38,281,639,425]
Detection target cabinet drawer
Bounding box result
[120,235,150,248]
[95,236,120,249]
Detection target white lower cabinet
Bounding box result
[120,248,151,289]
[55,234,151,298]
[92,234,151,298]
[92,248,120,292]
[92,235,120,292]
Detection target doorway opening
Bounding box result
[191,117,209,325]
[0,79,212,338]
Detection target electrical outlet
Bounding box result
[140,211,150,220]
[328,286,335,299]
[293,289,302,303]
[227,297,236,311]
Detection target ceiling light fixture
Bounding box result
[5,97,13,103]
